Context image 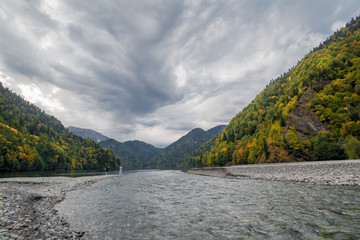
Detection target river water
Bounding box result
[58,170,360,239]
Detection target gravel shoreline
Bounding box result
[0,175,113,240]
[187,159,360,186]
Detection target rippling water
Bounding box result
[58,170,360,239]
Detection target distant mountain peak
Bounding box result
[100,138,162,169]
[207,125,226,136]
[148,127,214,168]
[67,126,109,143]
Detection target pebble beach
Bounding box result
[188,159,360,186]
[0,175,113,240]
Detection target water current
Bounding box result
[57,170,360,239]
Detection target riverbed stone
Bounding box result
[188,159,360,186]
[0,175,113,240]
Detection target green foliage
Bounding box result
[181,135,218,169]
[191,15,360,167]
[0,83,120,171]
[343,135,360,159]
[311,134,347,161]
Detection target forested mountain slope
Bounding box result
[207,125,227,136]
[148,128,214,168]
[100,126,223,169]
[193,16,360,167]
[0,83,120,171]
[99,139,142,169]
[123,140,162,163]
[99,139,161,169]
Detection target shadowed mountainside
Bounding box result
[148,126,226,168]
[99,139,162,169]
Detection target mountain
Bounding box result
[180,125,226,169]
[0,83,120,171]
[123,140,162,163]
[72,123,224,169]
[67,126,110,143]
[180,135,218,169]
[148,128,213,168]
[99,139,162,169]
[99,139,142,169]
[193,16,360,167]
[100,126,224,169]
[207,125,226,136]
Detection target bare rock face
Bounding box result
[287,87,328,135]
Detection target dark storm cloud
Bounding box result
[0,0,359,147]
[49,1,187,117]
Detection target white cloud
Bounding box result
[331,20,347,32]
[18,83,65,113]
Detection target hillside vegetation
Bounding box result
[192,16,360,167]
[149,128,217,168]
[100,126,224,169]
[0,83,120,171]
[99,139,161,169]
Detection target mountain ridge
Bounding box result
[98,125,225,169]
[148,127,224,168]
[99,138,162,169]
[99,139,143,169]
[67,126,110,143]
[207,125,227,136]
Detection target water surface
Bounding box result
[58,170,360,239]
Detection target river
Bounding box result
[57,170,360,239]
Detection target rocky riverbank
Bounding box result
[188,160,360,186]
[0,175,113,240]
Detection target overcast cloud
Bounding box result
[0,0,359,147]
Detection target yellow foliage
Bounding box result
[71,159,76,170]
[351,93,360,102]
[282,96,298,119]
[0,122,18,133]
[221,148,228,157]
[18,152,35,166]
[258,109,265,116]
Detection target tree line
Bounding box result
[0,83,120,171]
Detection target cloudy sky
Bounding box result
[0,1,359,147]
